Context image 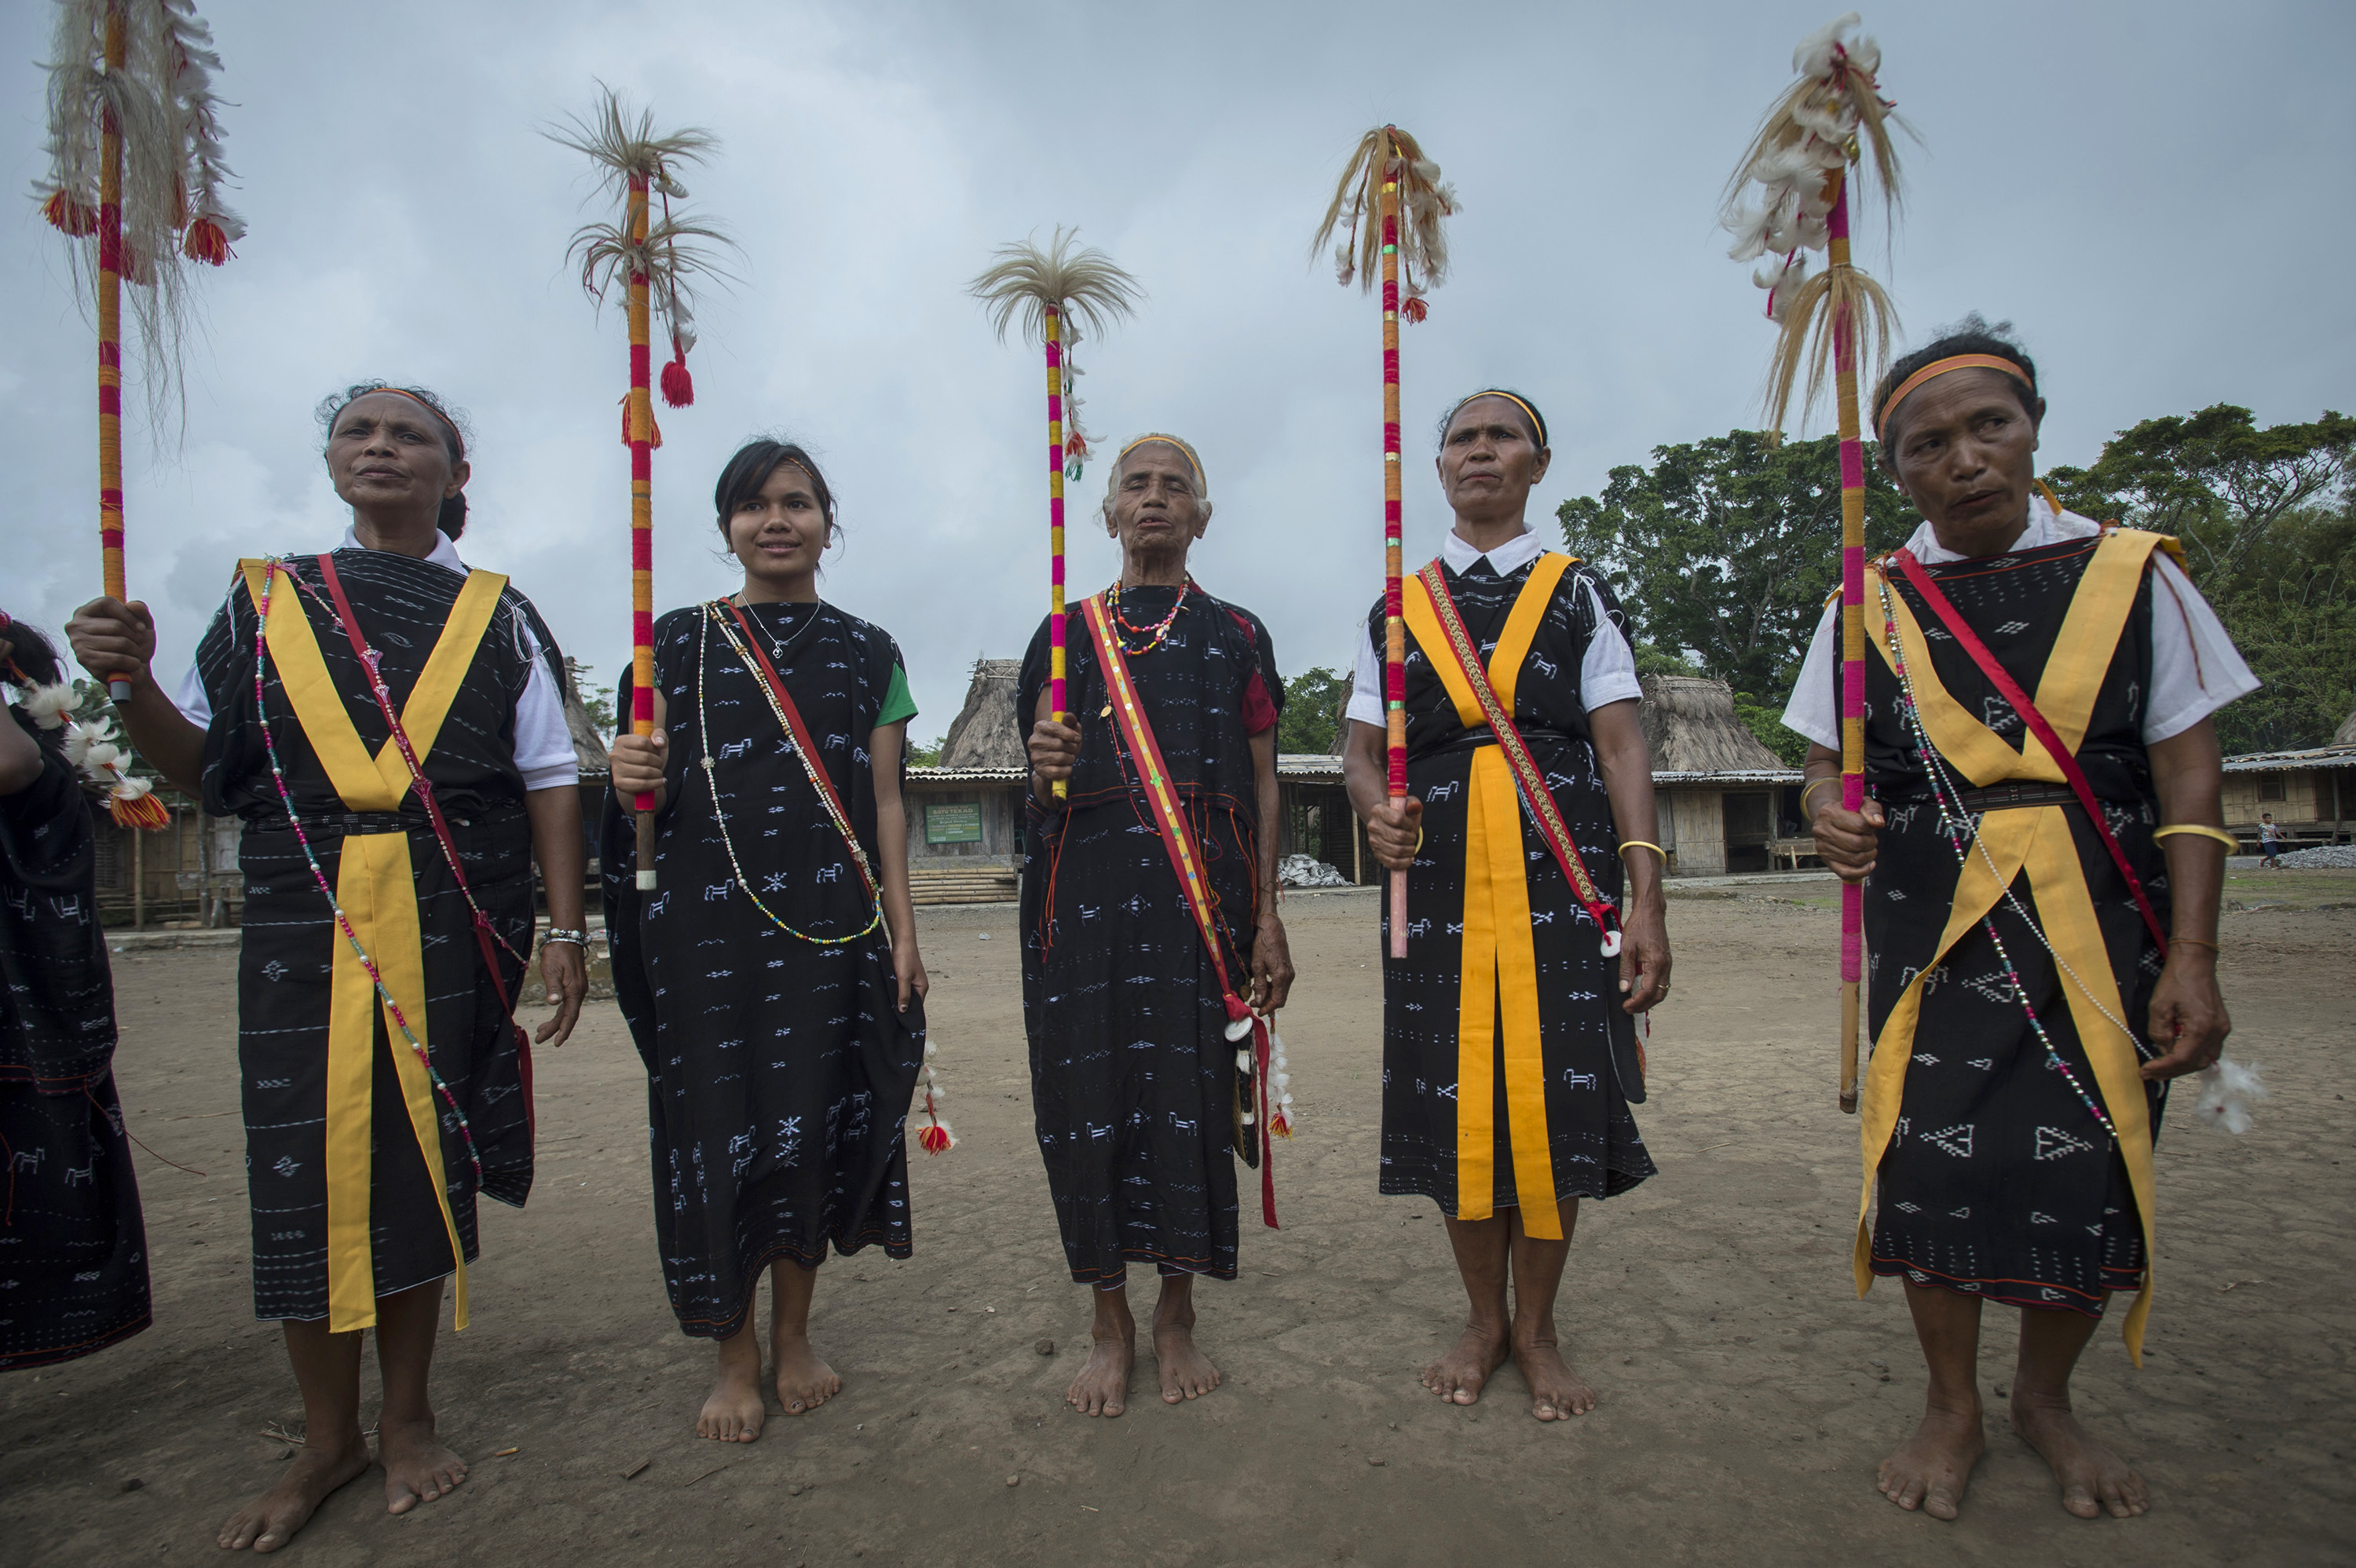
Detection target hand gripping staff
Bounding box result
[34,0,244,762]
[1721,13,1908,1112]
[1312,126,1456,958]
[548,87,735,890]
[969,231,1142,800]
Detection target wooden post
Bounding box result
[131,823,144,930]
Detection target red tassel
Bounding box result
[109,789,170,831]
[182,217,233,266]
[1400,295,1429,324]
[660,353,693,408]
[619,400,665,449]
[42,191,98,236]
[917,1123,953,1156]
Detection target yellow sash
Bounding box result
[241,560,507,1333]
[1403,551,1573,1239]
[1853,528,2167,1361]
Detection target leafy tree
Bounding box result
[1560,430,1913,758]
[904,733,947,766]
[1279,666,1350,755]
[2048,405,2354,752]
[566,658,618,740]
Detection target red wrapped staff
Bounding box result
[550,89,730,890]
[1721,13,1906,1111]
[969,230,1141,799]
[1314,126,1455,957]
[34,0,243,792]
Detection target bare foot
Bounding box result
[697,1335,766,1442]
[378,1416,466,1516]
[1877,1406,1985,1520]
[2013,1394,2149,1519]
[1510,1334,1595,1420]
[1066,1328,1135,1417]
[217,1431,371,1552]
[1421,1321,1509,1405]
[771,1329,840,1416]
[1154,1316,1221,1404]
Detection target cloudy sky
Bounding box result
[6,0,2351,737]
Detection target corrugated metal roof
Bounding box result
[2220,746,2356,773]
[905,766,1028,784]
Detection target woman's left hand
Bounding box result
[894,935,929,1014]
[2142,952,2230,1081]
[536,938,587,1047]
[1251,912,1295,1014]
[1618,897,1671,1014]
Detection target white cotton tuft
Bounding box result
[1793,12,1863,79]
[82,742,122,773]
[924,1039,937,1058]
[1240,1110,1254,1127]
[114,774,153,801]
[64,718,113,766]
[2192,1058,2268,1135]
[1275,1073,1290,1091]
[1725,203,1776,262]
[20,683,79,729]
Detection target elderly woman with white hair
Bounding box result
[1019,433,1294,1420]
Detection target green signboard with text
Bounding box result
[925,802,983,845]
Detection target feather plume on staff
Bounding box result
[35,0,245,751]
[969,230,1142,802]
[1722,10,1908,436]
[1311,125,1455,959]
[1721,13,1908,1113]
[547,86,737,890]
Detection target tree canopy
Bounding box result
[1279,666,1350,755]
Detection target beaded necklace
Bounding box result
[1874,567,2155,1139]
[251,561,482,1180]
[1105,576,1192,655]
[697,601,884,946]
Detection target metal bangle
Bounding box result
[1799,776,1841,817]
[543,928,590,947]
[2152,824,2239,851]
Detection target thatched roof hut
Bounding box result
[2335,702,2356,748]
[1639,675,1786,774]
[938,658,1026,769]
[560,657,612,778]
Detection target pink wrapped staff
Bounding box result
[1314,126,1455,957]
[970,231,1141,798]
[1723,13,1906,1111]
[549,88,731,889]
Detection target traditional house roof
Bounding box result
[938,658,1027,769]
[2220,744,2356,773]
[561,657,612,780]
[1638,675,1789,774]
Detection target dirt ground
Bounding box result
[5,879,2351,1566]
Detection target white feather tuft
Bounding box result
[2191,1058,2268,1135]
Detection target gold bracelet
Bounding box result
[2152,824,2240,850]
[1799,776,1841,817]
[2169,934,2220,952]
[1415,826,1425,853]
[1618,840,1666,861]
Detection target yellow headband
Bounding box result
[1450,389,1548,448]
[1873,355,2034,440]
[1117,433,1205,487]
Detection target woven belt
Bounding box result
[1951,781,2085,813]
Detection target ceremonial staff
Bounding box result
[1722,13,1905,1111]
[1313,126,1454,958]
[969,231,1141,800]
[550,89,730,890]
[35,0,241,772]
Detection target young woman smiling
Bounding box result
[603,438,927,1443]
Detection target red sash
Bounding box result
[1414,561,1622,956]
[717,599,882,905]
[1078,593,1281,1230]
[1889,549,2169,958]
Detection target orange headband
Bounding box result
[347,386,464,454]
[1118,433,1204,486]
[1873,355,2034,440]
[1451,389,1547,448]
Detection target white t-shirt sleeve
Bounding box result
[2142,552,2259,744]
[174,660,213,729]
[1578,578,1642,710]
[1781,597,1843,751]
[510,616,580,791]
[1344,621,1386,729]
